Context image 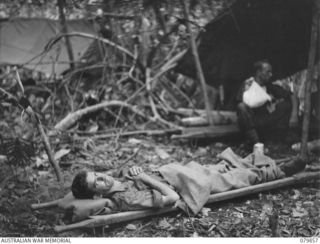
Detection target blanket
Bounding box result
[159,148,284,214]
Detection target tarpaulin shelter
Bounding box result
[176,0,314,105]
[0,18,97,76]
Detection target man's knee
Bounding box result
[277,99,292,113]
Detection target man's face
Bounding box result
[257,63,272,85]
[86,172,114,195]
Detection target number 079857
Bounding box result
[300,238,319,243]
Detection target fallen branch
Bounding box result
[99,13,135,19]
[75,129,181,140]
[145,67,181,129]
[159,49,187,72]
[51,101,150,134]
[52,171,319,233]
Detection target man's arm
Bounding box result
[128,167,180,206]
[267,84,291,100]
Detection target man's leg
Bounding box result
[255,99,292,138]
[237,102,259,145]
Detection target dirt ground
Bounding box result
[0,131,319,237]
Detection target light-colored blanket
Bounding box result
[159,148,284,214]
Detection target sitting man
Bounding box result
[237,60,292,146]
[70,148,306,217]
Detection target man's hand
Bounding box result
[126,166,145,180]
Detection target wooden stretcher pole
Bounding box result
[54,207,176,233]
[53,171,319,233]
[31,199,60,210]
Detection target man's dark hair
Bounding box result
[253,59,270,73]
[71,170,95,199]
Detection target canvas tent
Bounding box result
[0,18,97,76]
[176,0,314,105]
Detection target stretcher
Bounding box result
[31,171,319,233]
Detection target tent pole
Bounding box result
[179,0,214,125]
[300,1,319,161]
[57,0,75,71]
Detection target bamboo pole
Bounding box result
[179,0,214,125]
[57,0,75,71]
[300,3,319,161]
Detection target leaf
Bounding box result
[157,219,171,230]
[54,148,71,161]
[233,218,241,225]
[125,224,137,230]
[297,228,311,237]
[200,207,211,217]
[8,183,15,189]
[303,201,314,207]
[292,208,308,218]
[128,138,142,144]
[234,212,244,219]
[292,189,301,200]
[155,147,170,160]
[87,122,98,133]
[281,209,291,215]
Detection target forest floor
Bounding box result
[0,126,319,237]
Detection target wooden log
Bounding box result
[181,113,237,127]
[171,124,239,139]
[292,139,320,152]
[177,108,237,119]
[53,171,319,233]
[181,116,209,126]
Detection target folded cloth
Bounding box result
[58,192,111,222]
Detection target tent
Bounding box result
[0,18,97,76]
[176,0,314,106]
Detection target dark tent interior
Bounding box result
[175,0,314,109]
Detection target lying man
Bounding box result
[71,166,179,212]
[69,148,306,218]
[237,60,292,146]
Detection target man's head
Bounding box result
[71,171,122,199]
[254,60,272,85]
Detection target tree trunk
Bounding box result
[179,0,214,125]
[300,3,319,161]
[57,0,75,71]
